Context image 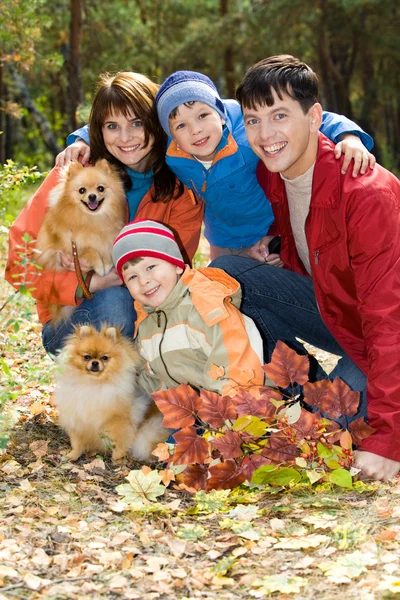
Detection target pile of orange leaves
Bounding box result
[152,342,374,492]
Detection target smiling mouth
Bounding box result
[119,144,140,152]
[145,285,160,297]
[261,142,287,156]
[193,137,209,147]
[81,198,104,212]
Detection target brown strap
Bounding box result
[72,240,93,300]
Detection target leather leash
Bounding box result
[72,240,93,300]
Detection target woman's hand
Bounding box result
[89,269,123,292]
[334,134,376,177]
[55,139,91,167]
[60,252,91,274]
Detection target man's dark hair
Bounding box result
[236,55,319,114]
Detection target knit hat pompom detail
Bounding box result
[112,219,185,279]
[155,70,226,137]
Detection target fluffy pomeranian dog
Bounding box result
[55,325,171,462]
[36,159,126,322]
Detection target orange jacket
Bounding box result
[5,167,203,325]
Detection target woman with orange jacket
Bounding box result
[5,72,203,356]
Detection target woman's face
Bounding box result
[102,110,154,172]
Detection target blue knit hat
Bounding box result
[156,70,226,137]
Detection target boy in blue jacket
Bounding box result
[155,71,374,261]
[57,70,374,261]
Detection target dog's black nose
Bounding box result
[88,193,97,201]
[90,360,100,371]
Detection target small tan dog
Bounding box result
[36,159,126,321]
[55,325,170,462]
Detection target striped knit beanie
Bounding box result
[112,220,185,279]
[156,70,226,138]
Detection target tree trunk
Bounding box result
[0,64,5,164]
[66,0,83,132]
[9,66,62,156]
[316,0,354,117]
[220,0,236,98]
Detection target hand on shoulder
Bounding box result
[334,134,376,178]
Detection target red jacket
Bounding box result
[5,167,203,325]
[257,133,400,462]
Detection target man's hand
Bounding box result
[354,450,400,482]
[89,268,123,292]
[246,235,284,266]
[55,139,91,167]
[60,252,91,274]
[334,134,376,177]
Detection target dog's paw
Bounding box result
[112,448,127,462]
[66,449,83,461]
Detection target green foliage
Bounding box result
[0,161,45,223]
[0,0,398,170]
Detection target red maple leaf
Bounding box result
[291,409,321,441]
[323,419,343,443]
[303,379,331,411]
[231,388,273,418]
[261,433,299,463]
[176,464,208,491]
[209,430,244,459]
[241,454,272,482]
[207,460,246,491]
[152,383,201,428]
[326,378,360,417]
[349,418,375,446]
[198,390,236,427]
[172,426,209,465]
[263,341,309,388]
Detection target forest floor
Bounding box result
[1,229,400,600]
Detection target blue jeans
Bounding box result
[42,286,136,358]
[210,256,367,426]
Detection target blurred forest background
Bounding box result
[0,0,399,174]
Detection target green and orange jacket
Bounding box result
[135,266,268,397]
[5,167,203,325]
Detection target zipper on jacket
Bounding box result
[315,250,320,265]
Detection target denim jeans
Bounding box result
[42,286,136,358]
[210,256,367,426]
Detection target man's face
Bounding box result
[243,89,320,179]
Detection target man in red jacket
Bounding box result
[210,55,400,481]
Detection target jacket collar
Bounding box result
[134,265,242,333]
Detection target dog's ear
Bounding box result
[65,161,84,179]
[94,158,113,173]
[104,327,119,342]
[75,325,93,338]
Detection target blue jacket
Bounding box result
[68,104,373,249]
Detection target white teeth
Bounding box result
[120,145,139,151]
[194,138,208,145]
[145,286,159,295]
[262,142,287,154]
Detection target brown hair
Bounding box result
[122,257,143,271]
[89,72,183,203]
[169,101,196,121]
[236,55,319,114]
